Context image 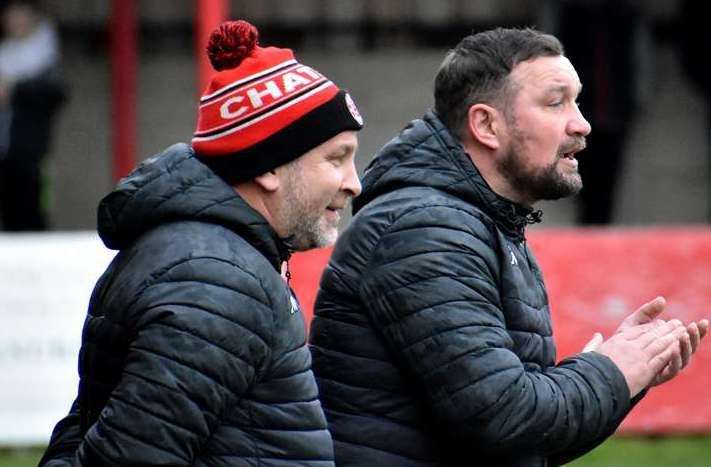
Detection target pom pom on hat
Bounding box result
[207,20,259,71]
[193,20,364,185]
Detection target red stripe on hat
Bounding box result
[195,66,329,136]
[200,59,299,105]
[193,82,339,155]
[195,58,335,135]
[194,78,332,139]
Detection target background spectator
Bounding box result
[0,0,65,231]
[678,0,711,221]
[541,0,647,225]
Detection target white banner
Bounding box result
[0,232,114,446]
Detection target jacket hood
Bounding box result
[353,111,542,239]
[97,143,290,267]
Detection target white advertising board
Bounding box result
[0,232,114,446]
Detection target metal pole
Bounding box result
[195,0,230,95]
[109,0,137,182]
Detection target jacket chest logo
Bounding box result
[288,292,300,315]
[508,245,519,266]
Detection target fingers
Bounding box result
[679,326,692,369]
[635,319,685,348]
[650,361,675,387]
[583,332,604,352]
[686,322,700,362]
[648,337,682,377]
[642,324,688,359]
[670,339,684,375]
[645,327,689,386]
[623,296,666,327]
[653,321,704,386]
[606,306,707,392]
[678,319,708,369]
[620,319,666,339]
[652,362,674,386]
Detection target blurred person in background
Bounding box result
[678,0,711,220]
[39,20,363,466]
[0,0,65,231]
[309,27,707,466]
[540,0,646,224]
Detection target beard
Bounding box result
[499,126,584,203]
[276,163,340,252]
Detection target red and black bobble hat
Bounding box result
[192,20,364,184]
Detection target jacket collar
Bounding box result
[97,143,291,270]
[355,111,542,240]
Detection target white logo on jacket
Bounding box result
[508,246,519,266]
[289,292,300,315]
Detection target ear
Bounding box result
[253,170,281,192]
[466,103,503,151]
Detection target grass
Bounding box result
[0,448,43,467]
[2,437,711,466]
[567,436,711,466]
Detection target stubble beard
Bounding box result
[278,165,339,252]
[500,125,583,203]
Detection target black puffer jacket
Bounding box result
[41,143,333,466]
[309,112,633,467]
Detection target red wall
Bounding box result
[290,228,711,434]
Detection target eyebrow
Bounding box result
[330,144,356,158]
[546,83,583,95]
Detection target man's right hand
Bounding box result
[592,319,688,397]
[616,297,708,387]
[583,297,708,397]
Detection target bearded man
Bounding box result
[40,20,363,466]
[309,27,707,467]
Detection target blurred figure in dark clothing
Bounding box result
[542,0,645,224]
[0,0,65,231]
[678,0,711,220]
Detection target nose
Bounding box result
[343,159,362,198]
[569,105,592,137]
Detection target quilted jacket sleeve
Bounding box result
[359,206,631,458]
[44,256,273,466]
[39,400,82,467]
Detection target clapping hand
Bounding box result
[582,297,708,396]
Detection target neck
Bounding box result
[233,182,286,236]
[462,140,532,207]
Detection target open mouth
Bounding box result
[326,200,348,212]
[561,140,586,160]
[325,206,343,220]
[559,149,581,169]
[561,144,585,161]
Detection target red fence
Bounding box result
[290,227,711,434]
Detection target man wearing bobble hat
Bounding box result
[40,20,363,466]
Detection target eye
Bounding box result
[327,153,345,167]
